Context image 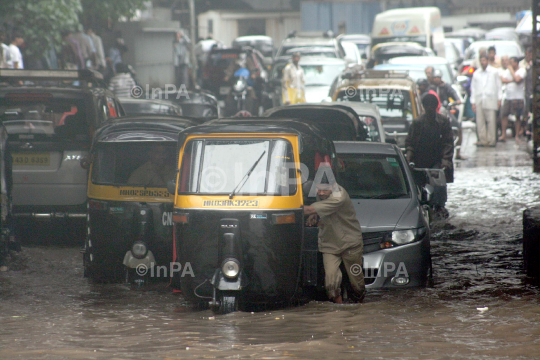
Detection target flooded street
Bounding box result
[1,128,540,360]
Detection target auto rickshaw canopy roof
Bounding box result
[93,115,200,143]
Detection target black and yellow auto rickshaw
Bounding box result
[82,115,198,284]
[168,118,339,313]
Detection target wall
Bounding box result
[301,1,382,35]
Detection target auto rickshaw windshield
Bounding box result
[179,138,297,196]
[337,88,414,122]
[91,142,177,187]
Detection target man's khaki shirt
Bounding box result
[311,185,363,254]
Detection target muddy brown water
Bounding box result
[1,130,540,360]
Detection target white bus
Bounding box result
[371,7,445,58]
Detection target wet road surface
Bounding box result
[1,128,540,359]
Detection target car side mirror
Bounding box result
[167,180,177,195]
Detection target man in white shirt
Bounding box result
[7,33,24,69]
[471,54,502,147]
[0,31,10,69]
[499,57,526,142]
[282,52,306,105]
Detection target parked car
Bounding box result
[269,56,348,106]
[337,34,371,60]
[485,27,520,42]
[334,140,432,288]
[444,39,463,70]
[232,35,274,66]
[120,98,183,116]
[368,42,434,67]
[0,69,124,228]
[276,32,346,59]
[384,56,455,84]
[335,101,386,143]
[331,70,424,148]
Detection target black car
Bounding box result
[119,98,183,116]
[0,69,124,234]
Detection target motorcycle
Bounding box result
[224,67,257,116]
[410,165,448,226]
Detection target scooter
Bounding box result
[410,165,448,227]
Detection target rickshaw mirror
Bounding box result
[79,155,92,170]
[167,179,177,195]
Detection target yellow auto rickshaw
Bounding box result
[83,115,198,284]
[168,118,340,313]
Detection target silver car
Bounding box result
[0,70,123,223]
[334,141,432,288]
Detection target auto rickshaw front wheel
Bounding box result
[214,291,239,315]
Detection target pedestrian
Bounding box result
[487,46,501,69]
[519,47,533,136]
[417,78,441,112]
[499,57,526,143]
[405,94,454,216]
[0,30,10,68]
[282,52,306,105]
[431,69,466,160]
[303,176,365,304]
[424,66,434,86]
[72,28,93,69]
[7,32,24,69]
[78,26,97,68]
[109,37,127,70]
[60,30,84,70]
[108,63,136,98]
[86,28,106,70]
[470,54,502,147]
[173,31,191,89]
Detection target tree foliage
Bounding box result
[80,0,148,30]
[0,0,147,61]
[1,0,82,59]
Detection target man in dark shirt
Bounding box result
[431,69,465,160]
[405,94,454,214]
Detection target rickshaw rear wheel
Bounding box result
[216,291,239,315]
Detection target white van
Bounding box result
[371,7,445,57]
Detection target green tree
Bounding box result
[80,0,148,31]
[1,0,82,60]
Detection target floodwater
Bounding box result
[1,128,540,360]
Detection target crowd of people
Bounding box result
[470,45,532,146]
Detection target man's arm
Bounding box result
[510,66,524,83]
[446,84,461,104]
[282,65,291,104]
[404,120,418,163]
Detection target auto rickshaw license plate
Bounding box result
[12,153,51,166]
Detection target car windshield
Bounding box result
[466,43,521,59]
[303,64,346,86]
[337,88,414,121]
[0,99,89,142]
[91,142,177,188]
[358,116,381,142]
[287,50,337,58]
[338,153,409,199]
[375,65,453,85]
[279,44,334,57]
[178,138,296,196]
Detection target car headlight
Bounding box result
[132,242,148,259]
[233,80,246,92]
[391,227,427,246]
[222,259,240,279]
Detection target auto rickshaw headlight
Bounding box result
[222,259,240,279]
[132,242,148,259]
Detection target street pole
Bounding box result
[533,0,540,172]
[189,0,198,88]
